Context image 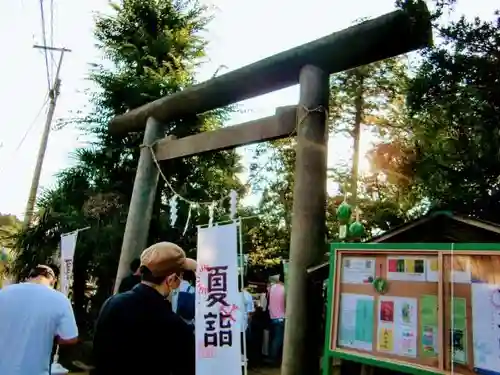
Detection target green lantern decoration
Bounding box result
[349,220,365,239]
[336,201,352,240]
[372,277,389,294]
[336,201,352,225]
[347,206,365,241]
[336,199,352,241]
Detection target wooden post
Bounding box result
[282,65,329,375]
[332,357,342,375]
[113,117,164,294]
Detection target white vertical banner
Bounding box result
[60,231,78,297]
[195,222,241,375]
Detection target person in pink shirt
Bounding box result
[267,274,285,365]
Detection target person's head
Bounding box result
[130,258,141,274]
[139,242,197,297]
[28,265,57,288]
[269,274,280,284]
[182,269,196,286]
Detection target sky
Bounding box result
[0,0,497,219]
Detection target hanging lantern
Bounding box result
[349,220,365,239]
[336,201,352,225]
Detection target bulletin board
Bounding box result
[322,243,500,375]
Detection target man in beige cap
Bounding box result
[92,242,197,375]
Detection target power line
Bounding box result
[14,94,50,153]
[49,0,55,78]
[38,0,51,91]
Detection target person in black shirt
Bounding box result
[92,242,197,375]
[117,258,141,293]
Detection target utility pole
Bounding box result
[23,45,71,228]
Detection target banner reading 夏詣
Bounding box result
[195,223,242,375]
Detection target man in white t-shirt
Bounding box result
[0,265,79,375]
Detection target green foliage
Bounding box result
[0,214,21,249]
[389,11,500,220]
[329,57,408,139]
[395,0,457,21]
[0,214,20,278]
[13,0,242,336]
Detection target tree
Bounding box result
[328,56,408,205]
[386,11,500,220]
[0,214,20,282]
[13,0,243,335]
[396,0,457,22]
[0,214,21,249]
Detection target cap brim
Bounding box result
[183,258,197,271]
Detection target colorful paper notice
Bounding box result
[400,326,417,357]
[338,293,374,352]
[472,283,500,374]
[380,300,394,323]
[341,257,376,284]
[425,257,439,282]
[420,295,439,356]
[378,327,394,352]
[450,297,467,364]
[387,257,426,282]
[377,296,418,357]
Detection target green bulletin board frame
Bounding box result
[322,242,500,375]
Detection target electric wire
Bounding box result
[49,0,55,78]
[38,0,52,91]
[15,94,50,153]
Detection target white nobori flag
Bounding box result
[59,231,78,297]
[195,223,241,375]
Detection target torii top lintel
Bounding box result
[108,5,432,135]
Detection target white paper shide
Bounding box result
[195,223,241,375]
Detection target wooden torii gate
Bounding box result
[109,5,432,375]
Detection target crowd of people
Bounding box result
[0,241,286,375]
